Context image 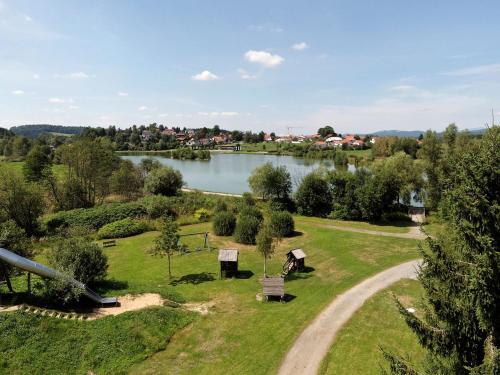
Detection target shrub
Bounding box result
[269,211,295,237]
[213,211,236,236]
[234,215,261,244]
[241,192,255,206]
[143,166,183,196]
[295,172,332,217]
[48,238,108,285]
[43,202,146,233]
[139,195,176,219]
[97,218,147,239]
[194,208,210,222]
[238,205,263,223]
[214,199,228,212]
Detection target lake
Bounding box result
[122,153,355,195]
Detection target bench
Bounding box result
[102,240,116,247]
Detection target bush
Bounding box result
[43,202,146,233]
[269,211,295,237]
[238,205,263,223]
[194,208,210,222]
[295,172,332,217]
[143,166,183,196]
[214,199,228,212]
[139,195,176,219]
[241,192,255,206]
[213,211,236,236]
[48,238,108,285]
[234,215,261,244]
[97,218,147,239]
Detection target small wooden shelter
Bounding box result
[262,276,285,301]
[285,249,307,273]
[218,249,238,278]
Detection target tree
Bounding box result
[55,138,119,207]
[23,145,51,181]
[139,157,161,177]
[442,123,458,149]
[318,126,335,138]
[256,225,276,276]
[213,211,236,236]
[110,159,143,199]
[150,218,180,279]
[417,130,443,210]
[385,126,500,373]
[48,238,108,285]
[144,166,183,196]
[248,162,291,200]
[295,171,332,216]
[0,168,44,236]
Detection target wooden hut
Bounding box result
[262,276,285,301]
[218,249,238,278]
[285,249,306,273]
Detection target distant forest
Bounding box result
[10,124,86,138]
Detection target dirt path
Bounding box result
[277,259,422,375]
[307,222,426,240]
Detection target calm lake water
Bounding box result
[122,153,355,195]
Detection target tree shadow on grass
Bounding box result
[236,270,254,279]
[288,231,304,238]
[170,272,216,286]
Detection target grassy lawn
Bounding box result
[0,307,193,374]
[122,218,420,374]
[0,160,66,179]
[296,215,414,234]
[422,213,444,237]
[320,279,426,374]
[1,217,421,374]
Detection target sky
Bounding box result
[1,0,499,134]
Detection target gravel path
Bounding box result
[277,259,422,375]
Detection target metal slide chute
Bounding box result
[0,247,117,305]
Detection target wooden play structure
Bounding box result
[262,276,285,301]
[281,249,307,277]
[218,249,238,278]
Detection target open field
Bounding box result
[0,160,66,180]
[1,217,421,374]
[320,278,426,374]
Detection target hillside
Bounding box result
[10,124,86,138]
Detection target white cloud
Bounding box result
[49,97,65,103]
[292,42,308,51]
[49,97,73,104]
[244,50,284,68]
[54,72,91,79]
[238,68,257,80]
[247,24,283,33]
[191,70,219,81]
[159,113,169,117]
[117,91,128,97]
[198,111,239,117]
[32,73,40,79]
[443,64,500,76]
[23,14,32,22]
[138,105,148,111]
[68,105,79,110]
[11,89,24,95]
[389,85,416,93]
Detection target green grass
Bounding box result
[1,217,421,374]
[0,160,66,180]
[422,213,444,237]
[0,307,194,375]
[320,279,426,374]
[124,219,420,374]
[296,215,414,233]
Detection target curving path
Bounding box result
[309,222,426,240]
[277,259,422,375]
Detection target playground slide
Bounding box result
[0,247,117,305]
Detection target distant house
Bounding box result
[305,134,321,140]
[211,135,227,144]
[313,141,328,148]
[141,130,153,141]
[263,133,273,142]
[325,136,342,144]
[176,132,187,142]
[162,128,176,137]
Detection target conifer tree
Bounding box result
[384,127,500,374]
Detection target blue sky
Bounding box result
[1,0,499,134]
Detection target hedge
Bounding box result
[97,218,147,239]
[43,202,146,233]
